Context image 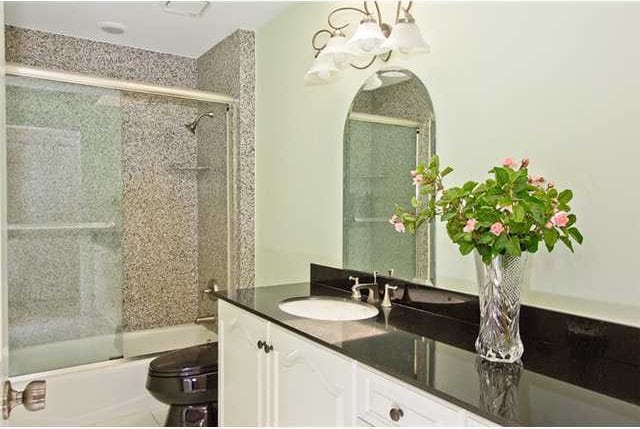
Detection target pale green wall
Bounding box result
[256,2,640,327]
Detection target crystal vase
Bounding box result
[474,252,527,363]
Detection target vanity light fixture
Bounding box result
[305,1,429,84]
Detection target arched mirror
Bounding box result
[343,68,435,284]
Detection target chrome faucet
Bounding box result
[349,274,380,303]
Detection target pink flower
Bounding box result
[389,215,399,225]
[545,222,553,229]
[529,175,545,187]
[521,158,530,168]
[502,158,518,169]
[394,222,406,233]
[463,218,477,233]
[547,181,555,189]
[490,222,505,236]
[410,170,417,177]
[550,211,569,228]
[412,174,424,186]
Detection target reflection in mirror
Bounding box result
[343,68,435,284]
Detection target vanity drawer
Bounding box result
[356,365,464,426]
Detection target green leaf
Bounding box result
[524,201,546,224]
[479,233,495,244]
[476,207,499,223]
[526,237,540,253]
[463,181,477,193]
[558,190,573,204]
[495,234,509,252]
[441,166,453,177]
[559,235,574,252]
[428,155,440,171]
[506,236,522,256]
[513,204,525,222]
[441,211,457,221]
[411,196,421,208]
[493,167,510,186]
[459,241,475,255]
[543,228,559,251]
[568,227,583,244]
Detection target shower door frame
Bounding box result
[0,62,238,419]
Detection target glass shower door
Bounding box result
[343,120,418,280]
[6,76,123,375]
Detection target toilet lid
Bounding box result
[148,342,218,377]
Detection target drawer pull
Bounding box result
[257,340,266,349]
[389,407,404,422]
[264,344,274,354]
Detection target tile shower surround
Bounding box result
[5,25,256,334]
[197,29,256,293]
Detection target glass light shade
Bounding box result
[304,53,340,84]
[380,21,430,55]
[346,20,389,55]
[318,33,353,69]
[362,74,383,91]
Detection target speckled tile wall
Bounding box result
[120,92,201,331]
[5,26,256,339]
[197,30,256,292]
[5,26,197,88]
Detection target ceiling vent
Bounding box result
[163,1,209,17]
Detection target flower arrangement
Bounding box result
[390,156,583,264]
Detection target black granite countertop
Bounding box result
[215,281,640,426]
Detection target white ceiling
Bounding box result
[5,1,290,58]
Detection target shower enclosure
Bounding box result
[3,65,236,377]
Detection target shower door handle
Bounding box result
[2,380,46,419]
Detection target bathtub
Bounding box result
[8,324,217,426]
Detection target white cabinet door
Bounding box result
[270,324,355,426]
[218,301,269,427]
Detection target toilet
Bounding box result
[146,343,218,427]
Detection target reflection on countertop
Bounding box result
[215,281,640,426]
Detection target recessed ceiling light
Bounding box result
[98,21,126,35]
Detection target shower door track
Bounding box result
[5,63,237,105]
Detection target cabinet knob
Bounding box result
[264,344,274,354]
[389,407,404,422]
[257,340,265,350]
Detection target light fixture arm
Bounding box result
[327,6,369,31]
[311,29,333,56]
[305,1,428,82]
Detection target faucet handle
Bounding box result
[381,284,398,308]
[349,276,361,300]
[373,271,380,283]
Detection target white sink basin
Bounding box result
[278,297,379,321]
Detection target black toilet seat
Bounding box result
[148,342,218,378]
[146,343,219,426]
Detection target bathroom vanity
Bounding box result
[215,274,640,427]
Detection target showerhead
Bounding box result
[185,111,216,134]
